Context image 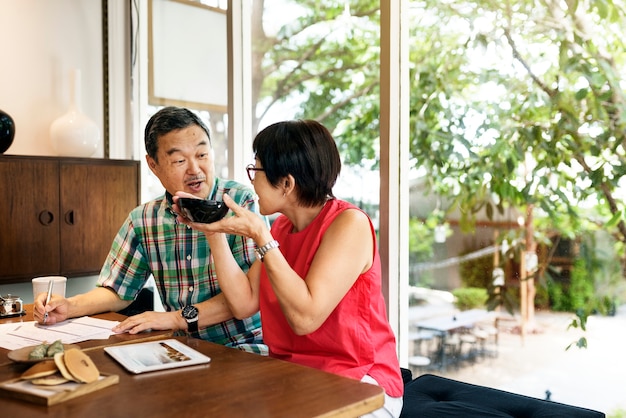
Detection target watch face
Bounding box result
[182,305,199,320]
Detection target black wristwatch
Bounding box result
[181,305,199,333]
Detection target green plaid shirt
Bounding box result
[98,177,267,354]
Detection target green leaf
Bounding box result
[486,202,494,220]
[606,210,624,228]
[574,88,588,100]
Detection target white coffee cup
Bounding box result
[32,276,67,299]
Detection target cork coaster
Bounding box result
[31,373,71,386]
[62,348,100,383]
[54,352,78,382]
[21,360,59,380]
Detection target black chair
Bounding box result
[117,287,154,316]
[400,373,605,418]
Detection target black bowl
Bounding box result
[178,198,229,223]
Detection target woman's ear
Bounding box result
[283,174,296,194]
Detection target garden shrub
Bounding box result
[452,287,488,310]
[459,252,493,289]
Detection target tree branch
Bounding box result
[573,153,626,243]
[316,82,376,122]
[503,28,558,98]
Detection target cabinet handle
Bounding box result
[64,210,75,226]
[38,210,54,226]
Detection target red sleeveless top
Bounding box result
[259,199,403,397]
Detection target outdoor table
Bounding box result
[415,309,495,371]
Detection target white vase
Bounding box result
[50,69,100,157]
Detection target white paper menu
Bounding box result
[0,316,121,350]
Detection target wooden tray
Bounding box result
[0,373,119,406]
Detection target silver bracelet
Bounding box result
[255,240,280,262]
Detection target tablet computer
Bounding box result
[104,339,211,374]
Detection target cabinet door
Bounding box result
[0,157,61,280]
[59,160,139,275]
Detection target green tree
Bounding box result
[251,0,380,158]
[406,0,626,265]
[407,0,626,326]
[251,1,626,311]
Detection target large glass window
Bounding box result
[246,1,382,220]
[237,1,625,415]
[405,0,625,414]
[135,1,624,414]
[140,0,230,201]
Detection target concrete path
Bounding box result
[409,304,626,416]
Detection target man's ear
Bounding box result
[146,155,158,174]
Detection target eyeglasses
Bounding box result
[246,164,265,182]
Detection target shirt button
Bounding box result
[188,286,194,292]
[186,254,191,261]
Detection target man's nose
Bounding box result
[187,158,201,173]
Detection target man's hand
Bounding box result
[33,293,69,325]
[112,311,185,334]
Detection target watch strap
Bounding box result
[255,240,280,262]
[187,316,199,333]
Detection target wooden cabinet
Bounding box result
[0,155,140,284]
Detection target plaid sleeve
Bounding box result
[97,211,151,301]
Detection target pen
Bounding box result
[43,279,54,324]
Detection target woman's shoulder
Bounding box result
[329,199,368,217]
[324,198,357,213]
[326,199,371,228]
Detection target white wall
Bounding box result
[0,278,98,305]
[0,1,110,301]
[0,1,165,311]
[0,0,104,157]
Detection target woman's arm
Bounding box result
[206,232,262,319]
[175,193,375,336]
[263,208,374,335]
[174,193,264,319]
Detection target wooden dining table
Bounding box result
[0,306,384,417]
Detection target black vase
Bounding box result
[0,109,16,154]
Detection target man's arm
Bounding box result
[33,286,131,324]
[67,287,132,317]
[112,291,235,334]
[194,292,234,329]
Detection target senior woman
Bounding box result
[174,119,403,418]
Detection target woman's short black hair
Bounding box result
[144,106,211,161]
[253,120,341,207]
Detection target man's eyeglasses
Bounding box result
[246,164,265,182]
